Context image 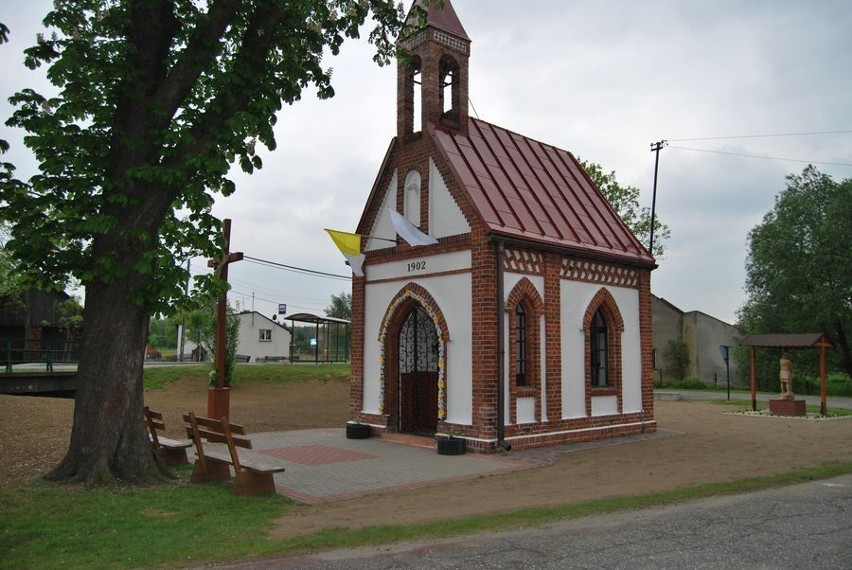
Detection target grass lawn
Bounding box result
[142,362,351,390]
[2,462,850,568]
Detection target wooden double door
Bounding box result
[397,306,439,435]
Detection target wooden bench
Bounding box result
[258,355,287,363]
[183,411,286,496]
[144,406,191,466]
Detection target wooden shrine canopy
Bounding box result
[739,333,833,415]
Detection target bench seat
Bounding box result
[183,412,286,496]
[144,406,191,466]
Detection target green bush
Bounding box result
[792,372,851,397]
[662,378,709,390]
[663,340,690,380]
[827,372,852,397]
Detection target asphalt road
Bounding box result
[258,474,852,569]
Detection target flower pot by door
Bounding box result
[436,437,466,455]
[346,422,371,439]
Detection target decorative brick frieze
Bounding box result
[433,30,467,54]
[503,248,544,275]
[562,258,639,288]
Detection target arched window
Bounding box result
[591,309,609,387]
[515,303,529,387]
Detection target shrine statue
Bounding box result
[779,352,793,397]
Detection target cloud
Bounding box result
[2,0,851,322]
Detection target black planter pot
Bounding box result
[436,436,466,455]
[346,422,371,439]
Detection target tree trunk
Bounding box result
[46,278,168,487]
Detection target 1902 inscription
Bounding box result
[407,260,426,272]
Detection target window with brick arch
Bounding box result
[515,303,529,387]
[591,309,609,387]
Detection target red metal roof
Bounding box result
[410,0,470,40]
[429,119,655,266]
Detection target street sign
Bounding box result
[278,303,287,315]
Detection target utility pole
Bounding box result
[649,140,666,256]
[207,218,243,419]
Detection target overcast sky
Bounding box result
[2,1,851,324]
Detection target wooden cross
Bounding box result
[207,218,243,416]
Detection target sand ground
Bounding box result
[1,376,849,538]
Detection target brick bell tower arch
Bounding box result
[378,284,450,434]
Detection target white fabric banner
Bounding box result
[389,208,438,246]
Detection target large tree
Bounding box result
[738,165,851,375]
[0,1,412,486]
[579,159,670,258]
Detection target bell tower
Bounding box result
[397,0,471,141]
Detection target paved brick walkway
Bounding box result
[202,427,679,504]
[242,429,537,503]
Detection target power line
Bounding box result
[229,289,324,314]
[242,255,350,281]
[667,130,852,143]
[186,254,348,310]
[667,145,852,168]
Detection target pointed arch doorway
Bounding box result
[396,305,439,435]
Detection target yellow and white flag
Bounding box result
[325,229,365,277]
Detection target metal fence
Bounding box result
[1,338,81,372]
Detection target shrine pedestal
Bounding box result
[769,397,806,417]
[207,387,231,420]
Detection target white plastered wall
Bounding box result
[362,251,473,425]
[428,158,470,238]
[366,171,398,252]
[560,281,643,418]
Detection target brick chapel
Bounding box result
[350,0,657,452]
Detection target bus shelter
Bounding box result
[287,312,351,363]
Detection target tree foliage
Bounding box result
[147,315,178,350]
[180,307,215,358]
[209,306,240,387]
[0,224,24,302]
[326,291,352,320]
[579,159,670,258]
[2,1,409,307]
[662,339,690,381]
[738,165,851,376]
[0,1,411,486]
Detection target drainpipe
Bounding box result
[496,240,510,451]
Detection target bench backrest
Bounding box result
[183,411,252,474]
[182,413,252,449]
[144,406,166,448]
